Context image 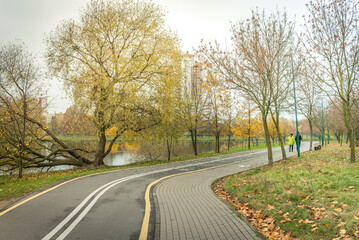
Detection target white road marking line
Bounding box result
[42,150,266,239]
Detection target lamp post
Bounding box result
[293,76,300,157]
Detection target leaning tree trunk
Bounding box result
[276,129,287,160]
[273,117,286,160]
[262,117,273,165]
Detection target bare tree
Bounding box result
[180,65,210,155]
[296,60,322,151]
[304,0,359,162]
[198,9,296,165]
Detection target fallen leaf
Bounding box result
[337,222,346,228]
[304,219,314,224]
[334,208,342,213]
[267,204,275,210]
[311,227,318,232]
[340,229,346,237]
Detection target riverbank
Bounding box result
[0,142,280,210]
[215,144,359,239]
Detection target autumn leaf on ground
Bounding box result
[339,229,346,237]
[311,227,318,232]
[334,208,342,213]
[266,204,275,210]
[337,222,346,228]
[304,219,315,224]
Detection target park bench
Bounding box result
[314,144,321,151]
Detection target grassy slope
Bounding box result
[224,144,359,239]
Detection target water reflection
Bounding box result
[2,140,243,175]
[104,141,241,166]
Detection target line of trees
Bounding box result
[1,0,359,178]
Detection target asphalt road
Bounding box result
[0,144,309,240]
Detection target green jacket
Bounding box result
[288,136,295,145]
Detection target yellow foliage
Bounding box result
[232,101,263,138]
[105,126,118,136]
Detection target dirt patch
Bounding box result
[0,197,22,212]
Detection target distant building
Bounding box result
[182,52,195,94]
[182,52,212,96]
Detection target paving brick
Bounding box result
[154,145,310,240]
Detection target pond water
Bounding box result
[2,140,243,175]
[103,140,240,166]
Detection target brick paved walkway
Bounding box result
[154,144,309,240]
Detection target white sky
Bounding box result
[0,0,307,114]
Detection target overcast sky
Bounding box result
[0,0,308,114]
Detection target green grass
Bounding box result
[223,144,359,239]
[0,141,279,204]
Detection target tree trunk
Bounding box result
[343,103,355,162]
[18,155,23,178]
[166,139,171,161]
[348,129,356,163]
[272,114,286,160]
[309,119,313,151]
[94,129,106,166]
[227,129,231,151]
[18,97,27,178]
[263,117,273,165]
[248,136,251,150]
[277,131,287,160]
[335,132,341,144]
[215,133,220,153]
[190,129,198,155]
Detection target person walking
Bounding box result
[295,132,302,151]
[288,133,295,152]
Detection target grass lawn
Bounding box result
[0,142,280,206]
[221,144,359,239]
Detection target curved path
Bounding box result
[0,143,309,240]
[152,144,309,240]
